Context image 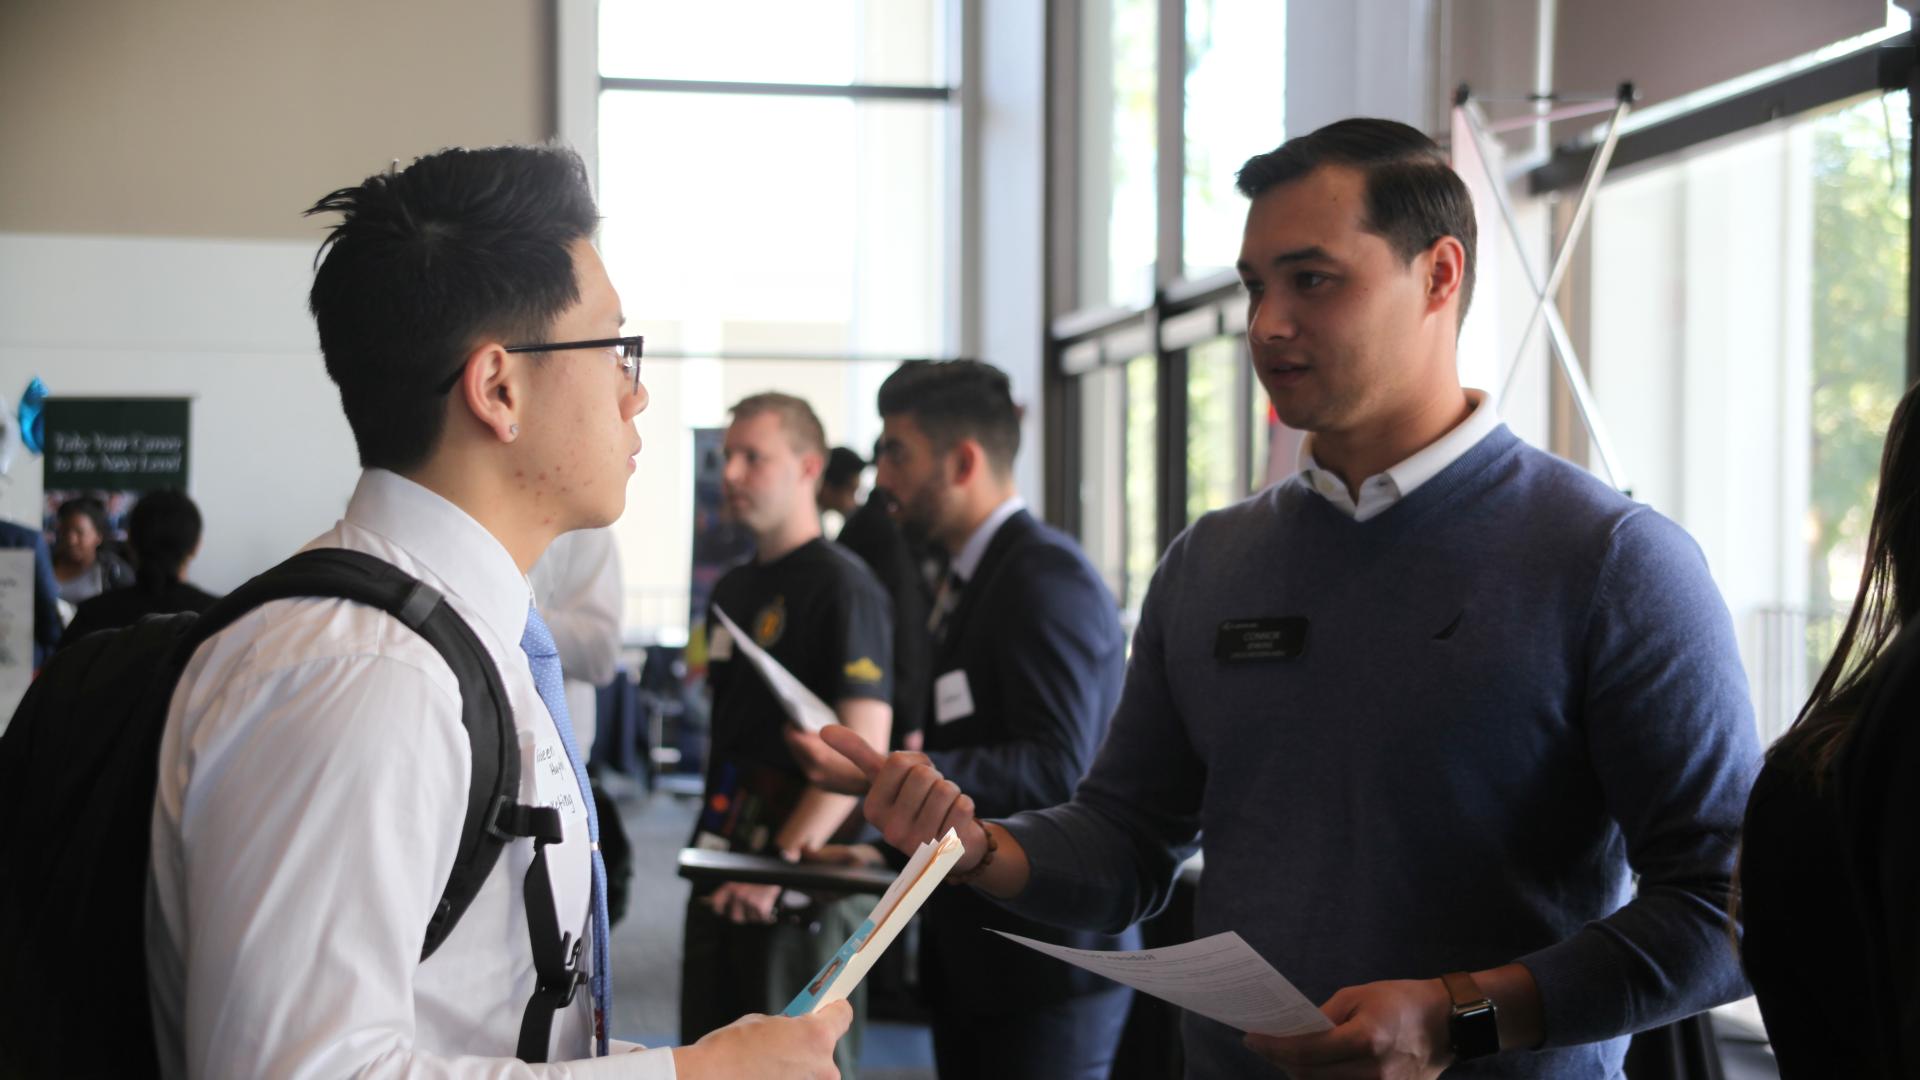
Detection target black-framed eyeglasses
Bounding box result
[434,335,645,396]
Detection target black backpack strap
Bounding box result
[189,549,584,1059]
[186,548,521,961]
[495,805,585,1063]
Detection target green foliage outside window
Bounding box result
[1807,91,1910,672]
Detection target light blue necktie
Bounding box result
[520,603,611,1057]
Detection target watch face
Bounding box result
[1450,1001,1500,1059]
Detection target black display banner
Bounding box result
[44,398,191,492]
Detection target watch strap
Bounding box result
[1441,971,1488,1010]
[1441,971,1500,1060]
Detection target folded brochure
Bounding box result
[711,605,839,733]
[785,829,967,1015]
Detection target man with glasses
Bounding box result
[147,146,848,1079]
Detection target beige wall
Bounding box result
[1556,0,1884,112]
[0,0,555,241]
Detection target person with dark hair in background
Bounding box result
[818,446,866,520]
[1741,382,1920,1077]
[59,489,217,646]
[823,443,934,751]
[146,146,847,1080]
[790,358,1140,1079]
[51,495,134,605]
[821,120,1760,1078]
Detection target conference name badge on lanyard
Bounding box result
[934,669,975,725]
[1213,617,1310,663]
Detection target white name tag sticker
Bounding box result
[709,622,735,662]
[934,669,975,725]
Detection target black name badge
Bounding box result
[1214,617,1309,662]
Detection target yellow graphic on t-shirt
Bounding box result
[754,599,786,647]
[843,657,883,684]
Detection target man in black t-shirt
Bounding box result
[681,393,893,1078]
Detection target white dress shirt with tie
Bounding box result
[147,469,673,1078]
[529,527,625,752]
[928,495,1026,637]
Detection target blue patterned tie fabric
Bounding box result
[520,602,612,1057]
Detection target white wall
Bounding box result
[0,0,552,242]
[0,233,359,593]
[1285,0,1436,136]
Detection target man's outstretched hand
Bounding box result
[782,726,872,795]
[817,725,986,873]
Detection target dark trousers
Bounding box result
[930,984,1133,1080]
[681,893,870,1076]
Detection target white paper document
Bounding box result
[0,549,31,735]
[990,929,1333,1037]
[711,605,840,732]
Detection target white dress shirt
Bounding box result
[1296,388,1502,522]
[147,470,673,1079]
[950,495,1028,583]
[529,528,625,752]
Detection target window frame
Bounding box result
[553,1,975,645]
[557,0,973,365]
[1044,8,1919,575]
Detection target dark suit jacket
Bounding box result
[919,508,1140,1014]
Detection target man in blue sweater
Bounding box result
[824,117,1760,1077]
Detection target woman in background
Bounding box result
[58,489,216,646]
[1740,381,1920,1077]
[50,495,133,604]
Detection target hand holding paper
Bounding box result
[784,829,967,1016]
[673,1001,851,1080]
[1242,976,1457,1077]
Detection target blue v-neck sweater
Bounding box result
[1001,425,1760,1078]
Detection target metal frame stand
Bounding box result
[1454,83,1636,493]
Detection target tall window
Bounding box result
[1122,351,1160,611]
[1581,89,1910,741]
[1054,0,1285,600]
[1182,0,1286,278]
[1051,3,1915,669]
[597,0,960,641]
[1185,335,1243,520]
[1077,0,1159,311]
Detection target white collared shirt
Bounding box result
[148,470,672,1079]
[950,495,1028,584]
[1297,388,1501,522]
[530,527,625,752]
